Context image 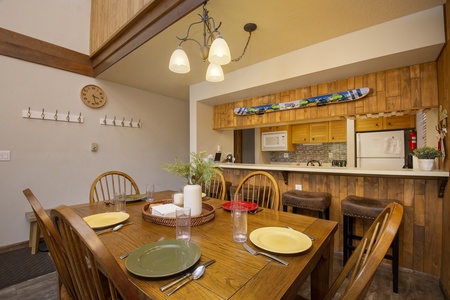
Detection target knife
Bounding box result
[159,260,215,292]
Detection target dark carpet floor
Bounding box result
[0,243,55,290]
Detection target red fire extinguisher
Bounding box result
[410,130,417,150]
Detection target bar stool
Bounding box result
[282,190,331,219]
[341,195,401,293]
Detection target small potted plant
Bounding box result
[412,146,441,171]
[163,152,221,216]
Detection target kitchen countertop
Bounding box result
[217,163,449,178]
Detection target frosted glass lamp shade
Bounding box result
[206,63,224,82]
[169,46,190,73]
[208,36,231,65]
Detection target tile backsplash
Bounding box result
[270,142,347,164]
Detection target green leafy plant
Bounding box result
[163,151,222,186]
[412,146,441,159]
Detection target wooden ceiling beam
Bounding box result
[0,28,93,77]
[91,0,204,76]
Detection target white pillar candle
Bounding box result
[183,185,203,217]
[173,193,184,206]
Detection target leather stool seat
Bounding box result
[341,195,400,293]
[341,195,399,219]
[282,190,331,219]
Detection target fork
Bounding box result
[243,243,288,266]
[119,237,165,259]
[285,226,315,241]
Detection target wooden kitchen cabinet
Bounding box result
[292,121,342,143]
[329,120,347,142]
[291,124,310,143]
[383,115,416,130]
[355,117,382,132]
[310,122,329,143]
[355,115,415,132]
[260,125,291,133]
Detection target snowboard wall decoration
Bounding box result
[233,87,370,116]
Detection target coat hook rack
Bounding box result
[23,108,84,123]
[100,116,141,128]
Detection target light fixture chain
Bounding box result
[232,32,252,63]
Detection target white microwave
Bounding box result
[261,131,289,151]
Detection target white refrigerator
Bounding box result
[356,130,406,169]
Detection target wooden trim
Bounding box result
[0,240,30,254]
[0,28,93,76]
[91,0,204,76]
[234,130,243,163]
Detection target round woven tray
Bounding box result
[142,199,215,227]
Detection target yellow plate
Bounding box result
[249,227,312,254]
[83,212,129,229]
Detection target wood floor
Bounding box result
[0,253,444,300]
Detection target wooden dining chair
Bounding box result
[233,171,280,210]
[300,202,403,300]
[51,205,140,300]
[23,188,76,300]
[89,170,140,203]
[202,171,227,200]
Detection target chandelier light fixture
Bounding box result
[169,2,257,82]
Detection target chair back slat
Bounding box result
[234,171,280,210]
[51,205,140,300]
[90,171,140,203]
[202,171,226,200]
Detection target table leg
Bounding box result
[310,235,334,299]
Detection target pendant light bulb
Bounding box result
[206,63,224,82]
[169,46,190,74]
[208,35,231,65]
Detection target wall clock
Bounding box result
[80,84,107,108]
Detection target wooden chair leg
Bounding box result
[343,215,352,265]
[392,232,399,293]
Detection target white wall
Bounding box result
[194,101,233,158]
[0,0,90,54]
[0,0,190,247]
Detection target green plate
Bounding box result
[126,194,147,202]
[125,240,201,278]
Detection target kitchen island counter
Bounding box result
[217,163,449,178]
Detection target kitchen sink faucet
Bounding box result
[307,160,322,166]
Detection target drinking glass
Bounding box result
[233,204,248,243]
[176,207,191,241]
[114,192,126,212]
[146,184,155,202]
[231,193,242,217]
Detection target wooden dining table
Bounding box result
[70,190,338,299]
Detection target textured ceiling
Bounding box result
[97,0,445,101]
